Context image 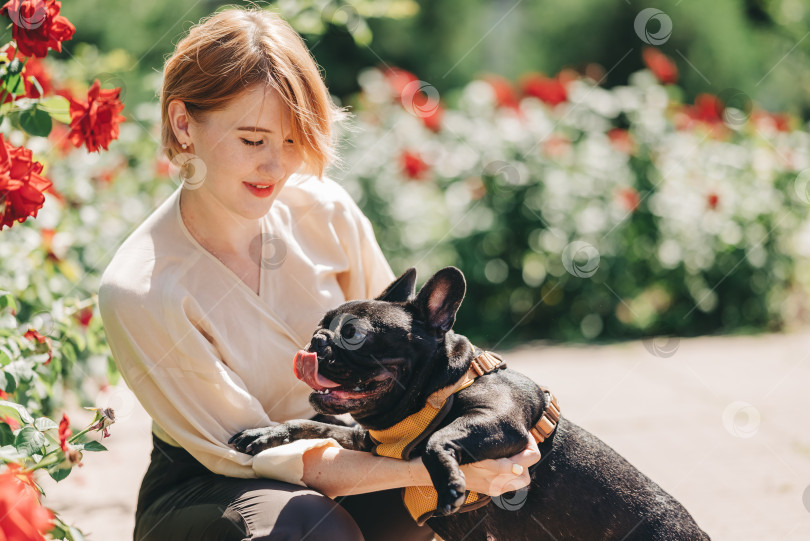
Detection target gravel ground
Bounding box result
[38,331,810,540]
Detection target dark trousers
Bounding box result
[134,433,436,541]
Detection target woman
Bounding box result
[98,7,540,540]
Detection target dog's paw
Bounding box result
[229,425,294,455]
[436,473,467,515]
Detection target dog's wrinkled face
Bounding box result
[293,266,466,418]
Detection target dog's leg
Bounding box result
[230,420,373,455]
[421,415,529,516]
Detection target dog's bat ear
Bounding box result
[375,267,417,303]
[413,266,466,333]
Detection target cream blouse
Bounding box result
[97,173,396,486]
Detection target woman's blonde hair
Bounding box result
[160,6,349,178]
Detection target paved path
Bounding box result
[38,332,810,540]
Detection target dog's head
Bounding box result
[293,266,468,423]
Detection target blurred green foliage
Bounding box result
[57,0,810,118]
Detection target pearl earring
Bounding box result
[181,143,188,150]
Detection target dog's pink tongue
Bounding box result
[294,350,341,390]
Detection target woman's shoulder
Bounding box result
[279,172,363,215]
[98,188,196,305]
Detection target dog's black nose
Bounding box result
[310,332,331,355]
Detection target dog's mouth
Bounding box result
[293,350,396,402]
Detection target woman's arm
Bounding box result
[302,437,541,499]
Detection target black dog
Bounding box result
[230,267,710,540]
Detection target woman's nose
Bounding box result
[257,144,287,180]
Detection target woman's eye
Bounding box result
[285,139,294,145]
[241,138,263,146]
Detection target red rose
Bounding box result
[23,329,45,344]
[617,187,641,212]
[420,102,443,132]
[521,73,568,106]
[400,150,429,180]
[484,75,520,110]
[752,111,791,133]
[0,464,53,540]
[608,128,636,154]
[382,67,418,102]
[0,0,74,58]
[76,306,92,327]
[65,79,126,153]
[642,47,678,85]
[707,192,719,210]
[0,133,52,230]
[23,328,52,365]
[686,94,724,124]
[58,413,70,452]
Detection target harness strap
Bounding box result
[368,343,561,525]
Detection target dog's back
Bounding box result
[423,369,711,541]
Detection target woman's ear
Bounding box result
[167,99,192,145]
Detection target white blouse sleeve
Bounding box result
[331,187,397,301]
[97,276,341,486]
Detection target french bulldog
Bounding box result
[230,266,710,541]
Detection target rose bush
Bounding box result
[335,48,810,344]
[0,1,123,538]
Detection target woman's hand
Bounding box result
[460,436,541,497]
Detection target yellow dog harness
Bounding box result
[368,341,561,525]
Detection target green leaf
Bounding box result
[15,426,47,456]
[80,440,106,452]
[48,465,71,482]
[0,370,16,393]
[0,400,33,424]
[8,109,21,130]
[38,95,71,124]
[62,342,76,364]
[0,444,23,461]
[33,417,58,431]
[19,106,52,137]
[48,523,68,539]
[3,73,21,96]
[0,291,16,313]
[68,525,85,541]
[0,423,14,446]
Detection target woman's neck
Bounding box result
[179,188,261,261]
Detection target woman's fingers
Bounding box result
[510,435,542,467]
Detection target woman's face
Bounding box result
[183,84,304,220]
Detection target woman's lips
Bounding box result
[244,182,275,198]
